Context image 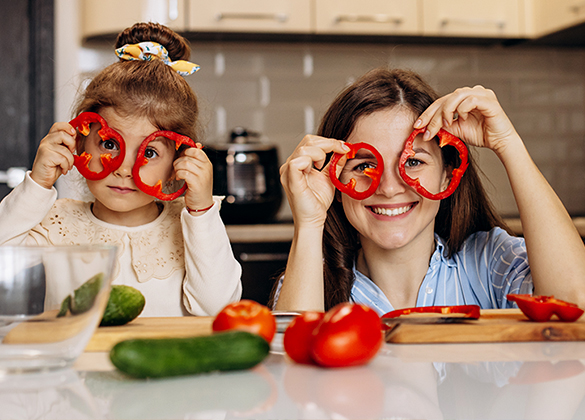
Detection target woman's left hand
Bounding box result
[414,86,519,157]
[174,145,215,213]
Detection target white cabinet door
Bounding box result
[82,0,186,39]
[526,0,585,37]
[314,0,421,35]
[422,0,524,38]
[187,0,312,33]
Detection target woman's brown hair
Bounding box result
[319,68,510,310]
[74,22,199,141]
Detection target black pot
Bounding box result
[207,128,283,224]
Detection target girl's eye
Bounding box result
[100,139,119,151]
[144,148,159,159]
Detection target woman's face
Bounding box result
[341,107,449,252]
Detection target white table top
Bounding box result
[3,334,585,419]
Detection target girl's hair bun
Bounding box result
[115,22,191,61]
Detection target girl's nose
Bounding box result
[375,162,407,197]
[113,152,135,178]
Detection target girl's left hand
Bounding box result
[414,85,519,157]
[174,145,215,213]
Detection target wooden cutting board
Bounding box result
[85,316,214,352]
[3,315,215,352]
[385,309,585,344]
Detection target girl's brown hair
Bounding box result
[319,68,510,310]
[74,22,198,141]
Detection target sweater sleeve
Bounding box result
[181,197,242,316]
[0,172,57,245]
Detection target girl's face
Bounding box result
[83,107,176,225]
[341,107,449,252]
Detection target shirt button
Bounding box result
[426,287,434,294]
[434,254,440,261]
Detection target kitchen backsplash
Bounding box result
[80,40,585,220]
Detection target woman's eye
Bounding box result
[100,139,119,151]
[144,148,159,159]
[354,162,376,172]
[405,158,423,168]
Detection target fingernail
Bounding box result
[423,130,431,141]
[414,119,422,128]
[342,144,350,152]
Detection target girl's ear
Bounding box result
[440,164,454,192]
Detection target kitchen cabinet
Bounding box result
[314,0,420,35]
[421,0,525,38]
[187,0,312,33]
[81,0,186,39]
[525,0,585,37]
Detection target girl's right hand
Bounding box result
[280,135,350,228]
[30,122,77,189]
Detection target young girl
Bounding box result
[274,68,585,313]
[0,22,242,317]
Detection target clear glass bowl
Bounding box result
[0,245,117,373]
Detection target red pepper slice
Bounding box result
[69,112,126,180]
[328,142,384,200]
[382,304,480,320]
[399,128,469,200]
[131,131,197,201]
[507,294,584,322]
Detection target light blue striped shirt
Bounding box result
[273,227,533,314]
[352,227,533,315]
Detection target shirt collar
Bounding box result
[433,234,458,268]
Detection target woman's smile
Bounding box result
[368,203,416,218]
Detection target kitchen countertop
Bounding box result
[226,217,585,243]
[4,318,585,419]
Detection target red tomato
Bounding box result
[212,300,277,343]
[311,303,383,368]
[283,311,325,364]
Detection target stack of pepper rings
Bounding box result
[328,128,469,200]
[69,112,198,201]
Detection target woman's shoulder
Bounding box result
[448,227,526,263]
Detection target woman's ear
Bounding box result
[440,164,454,192]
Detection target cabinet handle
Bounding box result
[215,12,289,23]
[239,252,289,262]
[168,0,179,21]
[440,17,506,30]
[0,167,27,188]
[334,14,403,25]
[569,2,585,13]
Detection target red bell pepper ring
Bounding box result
[131,131,197,201]
[69,112,126,180]
[382,304,481,320]
[507,294,584,322]
[328,142,385,200]
[399,128,469,200]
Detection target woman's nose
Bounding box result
[375,163,407,197]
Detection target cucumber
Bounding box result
[57,272,103,317]
[100,285,145,326]
[110,331,270,379]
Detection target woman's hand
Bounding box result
[280,135,350,228]
[30,122,77,189]
[174,145,214,214]
[414,86,520,158]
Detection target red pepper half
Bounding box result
[328,142,384,200]
[69,112,126,180]
[399,128,469,200]
[507,294,584,322]
[131,131,197,201]
[382,304,481,320]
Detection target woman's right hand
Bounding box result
[30,122,77,189]
[280,135,349,228]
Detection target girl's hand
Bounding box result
[174,145,214,213]
[414,86,520,157]
[30,122,77,189]
[280,135,350,228]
